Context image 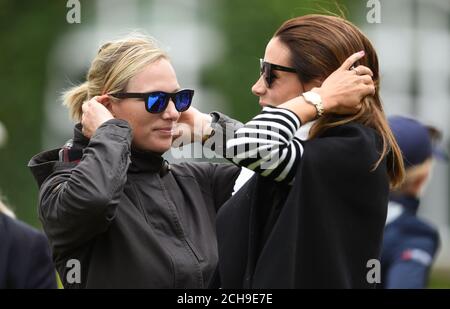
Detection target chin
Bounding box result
[134,137,172,154]
[149,140,172,154]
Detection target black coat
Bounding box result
[0,213,56,289]
[216,122,390,288]
[28,119,240,288]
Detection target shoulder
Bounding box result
[318,122,380,147]
[303,122,382,170]
[29,148,78,190]
[386,214,440,260]
[1,213,49,254]
[170,161,216,179]
[390,214,440,246]
[170,161,237,178]
[170,162,240,196]
[0,214,55,289]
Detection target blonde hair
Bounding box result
[63,33,168,121]
[0,197,15,218]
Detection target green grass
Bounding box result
[428,268,450,288]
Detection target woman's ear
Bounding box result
[97,95,116,117]
[304,79,323,93]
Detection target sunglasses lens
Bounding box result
[147,92,167,113]
[145,90,193,113]
[259,60,272,88]
[174,90,192,112]
[265,74,272,88]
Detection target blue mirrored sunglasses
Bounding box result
[109,89,194,113]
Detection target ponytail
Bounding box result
[62,82,89,122]
[62,33,167,122]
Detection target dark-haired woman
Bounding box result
[198,15,404,288]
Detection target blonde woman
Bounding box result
[29,35,240,289]
[28,34,373,288]
[0,197,56,288]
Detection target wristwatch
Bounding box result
[302,91,324,118]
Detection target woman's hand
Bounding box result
[175,107,212,146]
[314,51,375,115]
[81,95,114,138]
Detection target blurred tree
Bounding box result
[0,1,69,227]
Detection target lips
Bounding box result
[154,127,174,136]
[155,127,173,131]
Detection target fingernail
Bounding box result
[359,51,365,56]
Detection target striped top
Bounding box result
[226,106,304,184]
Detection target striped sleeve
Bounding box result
[226,106,304,184]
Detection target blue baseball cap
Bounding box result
[388,116,448,168]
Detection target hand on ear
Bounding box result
[316,51,374,115]
[81,96,115,138]
[96,94,116,118]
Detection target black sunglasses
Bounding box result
[259,58,297,88]
[109,89,194,113]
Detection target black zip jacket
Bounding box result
[28,119,240,288]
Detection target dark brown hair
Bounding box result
[274,14,404,188]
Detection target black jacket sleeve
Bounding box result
[205,111,244,158]
[38,119,132,252]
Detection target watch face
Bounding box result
[304,91,321,104]
[303,91,324,118]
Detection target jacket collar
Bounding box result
[71,123,169,175]
[28,124,170,188]
[72,123,89,148]
[389,193,420,215]
[128,146,169,174]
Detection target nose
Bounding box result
[161,99,180,122]
[251,75,267,97]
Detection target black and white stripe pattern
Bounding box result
[226,106,304,184]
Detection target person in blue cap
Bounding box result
[381,115,448,288]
